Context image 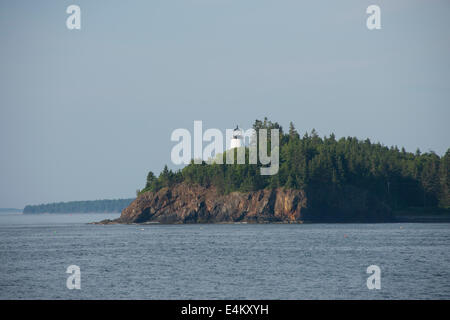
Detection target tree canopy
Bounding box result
[141,119,450,210]
[23,198,135,214]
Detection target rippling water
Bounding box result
[0,213,449,299]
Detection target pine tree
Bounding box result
[288,122,299,140]
[146,171,156,188]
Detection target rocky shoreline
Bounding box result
[94,182,394,224]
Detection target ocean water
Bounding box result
[0,213,449,299]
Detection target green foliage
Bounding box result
[23,199,135,214]
[140,119,449,209]
[146,171,156,188]
[439,149,450,208]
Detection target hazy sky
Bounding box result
[1,0,449,208]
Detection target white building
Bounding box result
[230,125,243,149]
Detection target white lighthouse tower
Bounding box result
[230,125,243,149]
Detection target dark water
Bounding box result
[0,213,449,299]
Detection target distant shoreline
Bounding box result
[22,198,134,214]
[0,208,22,213]
[21,212,121,215]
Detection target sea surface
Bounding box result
[0,212,449,299]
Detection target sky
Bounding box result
[1,0,449,208]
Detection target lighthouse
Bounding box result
[230,125,243,149]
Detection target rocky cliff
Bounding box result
[113,183,306,224]
[99,182,392,224]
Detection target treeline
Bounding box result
[0,208,22,213]
[23,199,135,214]
[140,118,450,210]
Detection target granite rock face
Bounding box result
[99,182,392,224]
[115,183,307,224]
